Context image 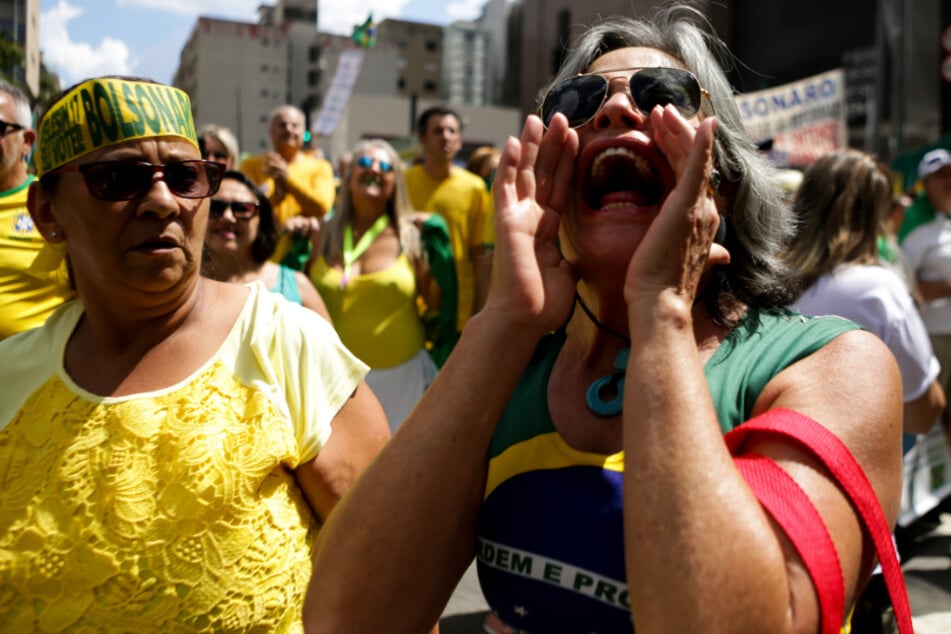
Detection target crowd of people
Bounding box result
[0,2,946,632]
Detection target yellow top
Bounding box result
[240,152,335,226]
[404,165,489,328]
[241,152,336,262]
[35,78,198,177]
[0,283,367,632]
[310,252,425,369]
[0,176,73,340]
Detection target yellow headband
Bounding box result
[34,78,199,178]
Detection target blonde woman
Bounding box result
[309,139,448,431]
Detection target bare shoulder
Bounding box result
[753,328,903,511]
[201,278,252,323]
[755,329,901,436]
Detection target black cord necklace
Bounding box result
[575,294,630,417]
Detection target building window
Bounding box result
[308,70,319,86]
[423,80,437,93]
[309,45,319,62]
[425,39,438,52]
[261,64,269,72]
[261,88,269,98]
[398,78,406,90]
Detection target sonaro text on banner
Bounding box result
[735,69,847,167]
[312,49,365,137]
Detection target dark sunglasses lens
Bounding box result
[630,69,701,117]
[210,200,257,218]
[230,202,258,217]
[83,162,151,201]
[541,74,608,128]
[209,199,228,216]
[165,161,219,199]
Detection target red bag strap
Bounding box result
[733,454,845,634]
[724,408,913,634]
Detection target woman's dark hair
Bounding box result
[218,170,278,263]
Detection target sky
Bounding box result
[38,0,486,87]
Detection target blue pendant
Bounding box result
[585,348,629,417]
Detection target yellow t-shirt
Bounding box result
[0,283,367,632]
[0,176,73,340]
[241,152,336,263]
[404,165,489,329]
[310,252,425,369]
[240,152,335,226]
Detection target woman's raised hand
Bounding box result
[487,114,578,335]
[624,106,728,311]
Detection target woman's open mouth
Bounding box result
[585,146,662,211]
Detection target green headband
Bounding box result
[34,78,199,177]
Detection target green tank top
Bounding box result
[488,308,861,457]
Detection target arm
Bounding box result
[903,378,945,435]
[283,157,335,218]
[621,107,903,633]
[304,115,580,633]
[914,277,951,302]
[294,271,332,323]
[293,381,390,523]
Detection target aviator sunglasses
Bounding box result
[539,67,709,129]
[209,198,259,220]
[57,159,224,201]
[355,155,394,173]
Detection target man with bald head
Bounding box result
[0,80,72,339]
[241,105,335,241]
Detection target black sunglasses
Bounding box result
[57,160,224,201]
[209,198,259,220]
[539,67,710,129]
[355,155,394,173]
[0,119,24,136]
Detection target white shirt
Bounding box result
[901,215,951,335]
[793,264,939,402]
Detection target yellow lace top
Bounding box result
[0,283,368,632]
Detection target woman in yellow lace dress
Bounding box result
[0,76,389,632]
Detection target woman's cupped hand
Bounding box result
[487,114,579,336]
[623,106,730,312]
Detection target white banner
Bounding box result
[312,49,365,137]
[899,423,951,527]
[735,69,847,168]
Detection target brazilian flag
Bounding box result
[351,14,377,49]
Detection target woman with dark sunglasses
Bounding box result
[203,170,330,319]
[0,76,389,630]
[306,139,450,432]
[308,6,905,634]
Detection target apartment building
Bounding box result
[0,0,40,97]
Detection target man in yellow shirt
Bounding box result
[240,105,334,260]
[0,80,72,339]
[405,105,490,330]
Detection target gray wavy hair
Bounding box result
[548,4,798,323]
[321,138,420,264]
[0,79,32,128]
